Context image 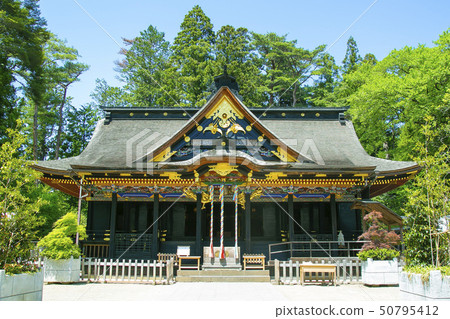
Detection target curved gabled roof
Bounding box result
[33,87,419,187]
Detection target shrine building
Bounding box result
[33,73,419,262]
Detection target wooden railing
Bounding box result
[80,258,174,284]
[268,240,368,261]
[273,257,362,285]
[82,244,109,258]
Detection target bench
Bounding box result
[243,254,266,270]
[157,253,178,265]
[299,264,337,286]
[178,256,201,270]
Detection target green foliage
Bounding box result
[59,104,100,158]
[342,36,361,75]
[0,122,44,273]
[214,25,262,107]
[0,0,49,142]
[251,32,331,107]
[38,212,86,260]
[170,5,216,107]
[403,117,450,267]
[116,25,171,106]
[27,184,77,237]
[346,29,450,160]
[403,265,450,282]
[357,248,400,261]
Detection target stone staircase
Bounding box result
[176,269,271,282]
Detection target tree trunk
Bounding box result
[292,83,298,107]
[55,86,68,160]
[33,101,38,160]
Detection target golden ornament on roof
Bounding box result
[226,123,246,136]
[203,123,223,136]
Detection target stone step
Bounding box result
[176,275,271,283]
[177,270,269,277]
[176,269,271,282]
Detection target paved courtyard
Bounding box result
[43,282,400,301]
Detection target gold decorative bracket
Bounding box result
[161,172,181,179]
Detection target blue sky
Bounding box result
[39,0,450,107]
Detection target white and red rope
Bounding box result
[219,184,225,259]
[209,184,214,258]
[233,185,238,258]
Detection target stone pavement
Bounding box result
[43,282,400,301]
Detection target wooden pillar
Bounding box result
[152,194,159,260]
[288,194,294,241]
[362,211,368,232]
[86,201,93,231]
[195,192,202,256]
[245,192,251,253]
[108,193,117,259]
[330,194,338,241]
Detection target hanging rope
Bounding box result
[233,185,239,259]
[209,185,214,258]
[219,184,225,259]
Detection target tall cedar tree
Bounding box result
[116,26,171,107]
[170,5,215,107]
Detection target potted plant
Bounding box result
[0,125,45,300]
[357,211,401,286]
[38,212,86,283]
[399,119,450,300]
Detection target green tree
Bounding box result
[170,5,215,107]
[346,29,450,160]
[42,35,89,159]
[0,0,49,149]
[252,32,329,106]
[0,122,44,273]
[37,212,86,260]
[403,117,450,266]
[59,104,100,158]
[90,78,131,108]
[214,25,262,106]
[116,26,171,107]
[342,36,361,75]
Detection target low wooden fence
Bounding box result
[269,241,368,260]
[273,257,361,285]
[80,258,174,285]
[82,244,109,258]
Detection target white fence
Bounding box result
[274,257,362,285]
[80,258,174,284]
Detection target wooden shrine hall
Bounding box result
[33,72,419,263]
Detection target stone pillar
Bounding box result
[152,194,159,260]
[330,194,337,241]
[288,194,294,241]
[245,192,251,253]
[108,193,117,259]
[195,192,202,256]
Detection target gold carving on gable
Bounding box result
[203,95,246,137]
[209,163,239,177]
